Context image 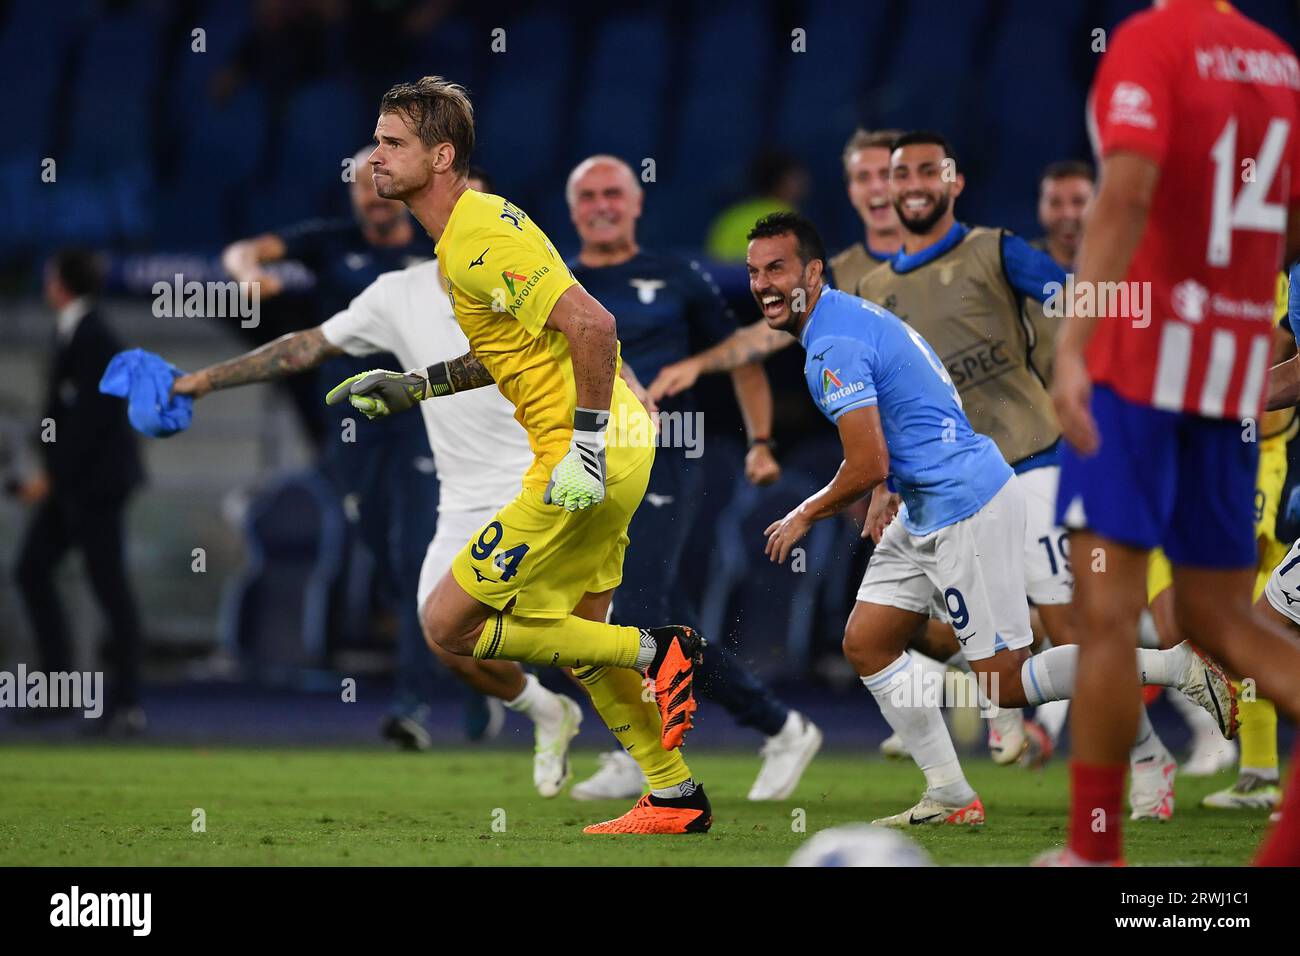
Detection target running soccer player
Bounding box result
[219,146,443,749]
[748,212,1231,827]
[828,128,905,291]
[562,155,823,803]
[171,172,591,798]
[331,76,712,834]
[1048,0,1300,866]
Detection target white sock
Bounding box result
[863,653,974,804]
[1129,705,1168,766]
[910,649,950,683]
[1136,642,1190,687]
[1034,698,1070,742]
[1166,685,1222,740]
[1020,645,1076,705]
[504,673,561,722]
[1019,643,1190,707]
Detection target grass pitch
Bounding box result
[0,744,1277,866]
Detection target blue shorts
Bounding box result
[1055,385,1257,569]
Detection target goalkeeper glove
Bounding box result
[324,366,448,420]
[545,407,609,512]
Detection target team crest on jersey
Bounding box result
[1108,81,1156,129]
[630,278,665,304]
[1171,278,1209,323]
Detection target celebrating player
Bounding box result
[828,128,905,291]
[1032,160,1094,271]
[331,77,713,834]
[562,155,823,802]
[171,167,599,798]
[1048,0,1300,866]
[748,212,1231,827]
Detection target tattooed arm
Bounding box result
[425,350,496,394]
[647,321,794,401]
[171,327,343,399]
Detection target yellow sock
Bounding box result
[573,663,692,790]
[1235,682,1278,774]
[474,612,640,669]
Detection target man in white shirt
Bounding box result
[171,256,586,796]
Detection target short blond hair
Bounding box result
[380,76,475,174]
[842,128,902,171]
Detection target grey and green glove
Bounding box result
[324,368,430,420]
[544,408,609,512]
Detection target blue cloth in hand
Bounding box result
[98,349,193,438]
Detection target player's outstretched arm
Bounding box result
[324,351,495,420]
[728,362,780,486]
[647,321,793,402]
[171,327,344,399]
[221,234,288,299]
[764,405,889,562]
[1265,355,1300,410]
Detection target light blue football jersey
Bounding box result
[800,287,1011,535]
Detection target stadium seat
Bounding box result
[473,14,574,208]
[0,0,71,160]
[572,12,670,173]
[154,86,269,248]
[243,77,369,234]
[218,470,347,683]
[664,2,768,246]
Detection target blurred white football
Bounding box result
[788,825,933,867]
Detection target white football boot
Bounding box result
[1173,644,1239,738]
[871,791,985,828]
[1202,772,1283,810]
[532,694,582,798]
[879,732,910,759]
[987,708,1028,765]
[1129,749,1176,821]
[570,749,645,801]
[748,711,823,801]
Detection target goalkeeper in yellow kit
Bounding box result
[326,76,710,834]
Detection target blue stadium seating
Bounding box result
[219,470,346,683]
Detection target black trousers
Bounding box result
[14,494,142,709]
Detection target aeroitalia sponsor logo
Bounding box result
[500,270,528,296]
[820,368,865,407]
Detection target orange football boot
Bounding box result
[583,787,713,834]
[644,625,706,749]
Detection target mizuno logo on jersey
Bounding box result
[469,247,489,268]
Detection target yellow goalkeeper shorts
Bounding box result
[451,440,654,619]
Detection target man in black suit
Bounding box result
[13,249,146,732]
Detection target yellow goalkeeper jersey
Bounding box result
[435,189,644,491]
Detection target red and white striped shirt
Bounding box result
[1086,0,1300,420]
